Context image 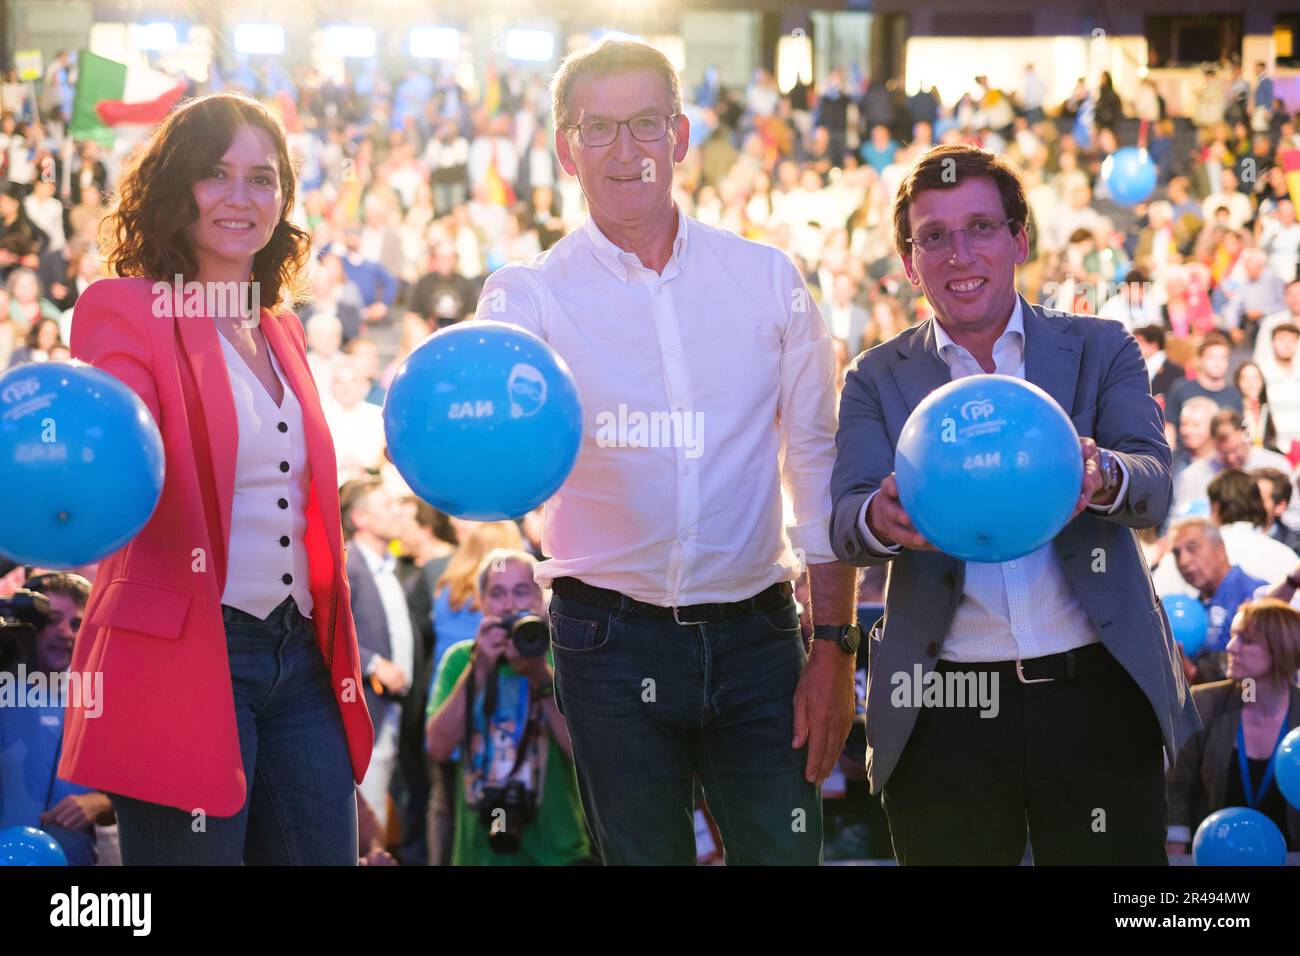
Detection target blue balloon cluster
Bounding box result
[0,826,68,866]
[1102,147,1158,207]
[894,375,1082,563]
[1193,807,1287,866]
[0,362,164,568]
[1161,594,1208,657]
[384,323,583,520]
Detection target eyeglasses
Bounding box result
[564,113,677,148]
[906,217,1017,255]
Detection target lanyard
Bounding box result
[1236,709,1290,809]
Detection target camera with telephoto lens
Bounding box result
[479,779,538,854]
[0,589,52,676]
[500,611,549,658]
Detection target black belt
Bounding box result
[551,577,792,626]
[935,641,1117,685]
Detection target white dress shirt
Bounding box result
[477,206,839,606]
[217,332,314,619]
[355,541,415,684]
[858,299,1131,662]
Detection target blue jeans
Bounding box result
[548,591,822,865]
[108,597,357,865]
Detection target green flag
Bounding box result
[70,51,126,147]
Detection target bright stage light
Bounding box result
[410,27,461,60]
[129,22,178,53]
[320,25,377,59]
[504,28,555,62]
[234,23,285,56]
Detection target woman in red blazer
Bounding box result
[62,92,373,864]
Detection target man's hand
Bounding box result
[40,792,113,831]
[866,474,934,550]
[791,642,857,784]
[370,657,410,695]
[364,302,388,323]
[473,616,509,681]
[1071,437,1109,520]
[360,847,397,865]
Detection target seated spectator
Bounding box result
[337,225,397,326]
[1167,518,1268,684]
[1253,279,1300,368]
[1133,324,1183,407]
[0,573,112,865]
[426,549,591,865]
[7,266,58,331]
[1223,249,1286,348]
[323,356,386,483]
[1174,409,1292,517]
[1166,599,1300,856]
[406,242,477,329]
[5,314,60,368]
[22,177,64,253]
[0,181,48,256]
[304,311,344,395]
[1252,467,1300,551]
[1172,395,1218,488]
[858,124,898,173]
[1100,270,1160,332]
[823,273,870,353]
[1164,334,1242,452]
[1260,323,1300,456]
[1234,361,1280,452]
[1158,468,1299,595]
[341,336,385,406]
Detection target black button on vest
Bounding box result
[278,421,288,433]
[279,461,290,473]
[279,536,290,547]
[282,573,293,585]
[278,498,288,509]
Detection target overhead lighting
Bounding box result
[504,28,555,62]
[320,25,377,59]
[234,23,285,56]
[410,27,460,60]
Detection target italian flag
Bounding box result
[70,51,186,146]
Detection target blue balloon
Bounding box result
[0,826,68,866]
[1276,727,1300,810]
[1102,147,1158,207]
[1193,807,1287,866]
[0,362,164,568]
[1173,498,1210,519]
[384,324,582,520]
[1161,594,1209,656]
[894,375,1082,562]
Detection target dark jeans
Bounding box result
[548,590,821,865]
[881,646,1168,865]
[108,597,357,865]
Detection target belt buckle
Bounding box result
[673,605,706,626]
[1015,659,1055,685]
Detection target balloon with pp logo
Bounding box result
[1193,807,1287,866]
[384,323,582,520]
[0,826,68,866]
[894,375,1082,563]
[0,361,164,568]
[1277,727,1300,810]
[1161,594,1209,656]
[1102,147,1158,207]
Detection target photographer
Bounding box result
[0,572,112,864]
[426,549,590,866]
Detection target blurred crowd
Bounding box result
[2,46,1300,863]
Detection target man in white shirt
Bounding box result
[341,478,416,835]
[1201,167,1253,232]
[830,144,1198,864]
[477,38,857,865]
[323,356,386,483]
[1260,322,1300,453]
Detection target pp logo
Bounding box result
[960,399,995,422]
[507,363,547,418]
[2,377,39,404]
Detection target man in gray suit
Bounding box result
[830,145,1201,864]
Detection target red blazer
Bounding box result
[61,277,373,815]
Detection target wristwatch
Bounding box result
[1097,448,1121,497]
[812,624,861,655]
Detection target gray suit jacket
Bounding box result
[830,295,1202,793]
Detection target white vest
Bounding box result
[217,331,314,620]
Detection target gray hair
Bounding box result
[1170,516,1223,548]
[550,38,682,128]
[475,547,540,598]
[1180,395,1220,421]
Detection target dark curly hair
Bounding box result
[99,91,310,310]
